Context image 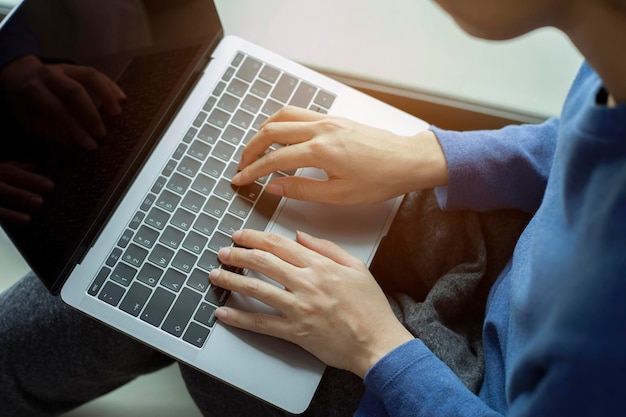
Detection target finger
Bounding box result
[263,175,349,203]
[65,64,125,115]
[233,142,317,186]
[230,229,313,270]
[214,306,291,341]
[209,268,295,313]
[0,207,31,225]
[42,65,106,144]
[238,106,325,169]
[296,231,366,269]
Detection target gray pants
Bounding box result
[0,273,363,417]
[0,191,528,416]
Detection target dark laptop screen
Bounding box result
[0,0,223,293]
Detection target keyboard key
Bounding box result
[238,182,263,201]
[122,243,148,267]
[198,124,220,145]
[222,124,245,145]
[171,208,195,231]
[98,281,126,306]
[226,78,248,98]
[141,287,176,327]
[214,179,236,201]
[231,110,253,130]
[161,159,177,177]
[183,127,198,143]
[145,207,170,230]
[205,284,230,306]
[290,82,317,108]
[218,213,243,236]
[250,79,271,98]
[188,140,211,161]
[88,267,110,296]
[129,211,145,230]
[242,94,263,114]
[261,99,283,117]
[191,174,217,196]
[203,96,217,113]
[172,249,198,273]
[314,90,336,109]
[271,73,298,103]
[183,231,208,255]
[166,173,192,195]
[140,194,157,212]
[224,161,239,180]
[183,322,211,348]
[162,288,202,337]
[194,302,217,327]
[203,195,228,218]
[137,263,164,287]
[243,188,283,232]
[229,196,253,219]
[181,191,205,213]
[187,268,210,292]
[192,111,207,128]
[201,157,226,178]
[217,93,240,113]
[148,244,174,268]
[211,141,236,162]
[172,143,187,160]
[156,189,181,212]
[151,176,167,194]
[259,65,280,84]
[133,225,159,249]
[159,225,185,249]
[161,268,186,292]
[222,66,236,82]
[213,81,227,96]
[106,247,123,266]
[193,213,219,236]
[111,263,137,287]
[197,250,220,273]
[177,156,202,177]
[119,282,152,317]
[208,232,231,253]
[231,52,244,67]
[236,57,262,82]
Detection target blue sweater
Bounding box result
[356,63,626,416]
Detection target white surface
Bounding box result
[215,0,583,119]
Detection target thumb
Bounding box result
[265,176,344,204]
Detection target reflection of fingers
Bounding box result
[67,65,125,115]
[0,181,44,210]
[0,207,31,225]
[43,65,104,145]
[31,77,97,149]
[7,164,54,193]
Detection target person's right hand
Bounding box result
[232,106,448,205]
[0,161,54,225]
[0,54,126,150]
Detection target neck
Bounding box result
[559,1,626,104]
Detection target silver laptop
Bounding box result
[0,0,428,413]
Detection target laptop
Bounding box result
[0,0,428,413]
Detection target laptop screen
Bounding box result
[0,0,223,293]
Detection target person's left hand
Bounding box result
[209,229,414,379]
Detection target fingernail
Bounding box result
[215,307,228,320]
[218,246,231,261]
[231,230,242,241]
[209,268,220,282]
[265,183,283,196]
[232,172,241,184]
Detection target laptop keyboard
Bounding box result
[87,51,336,348]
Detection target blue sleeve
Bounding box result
[356,340,501,417]
[431,119,559,212]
